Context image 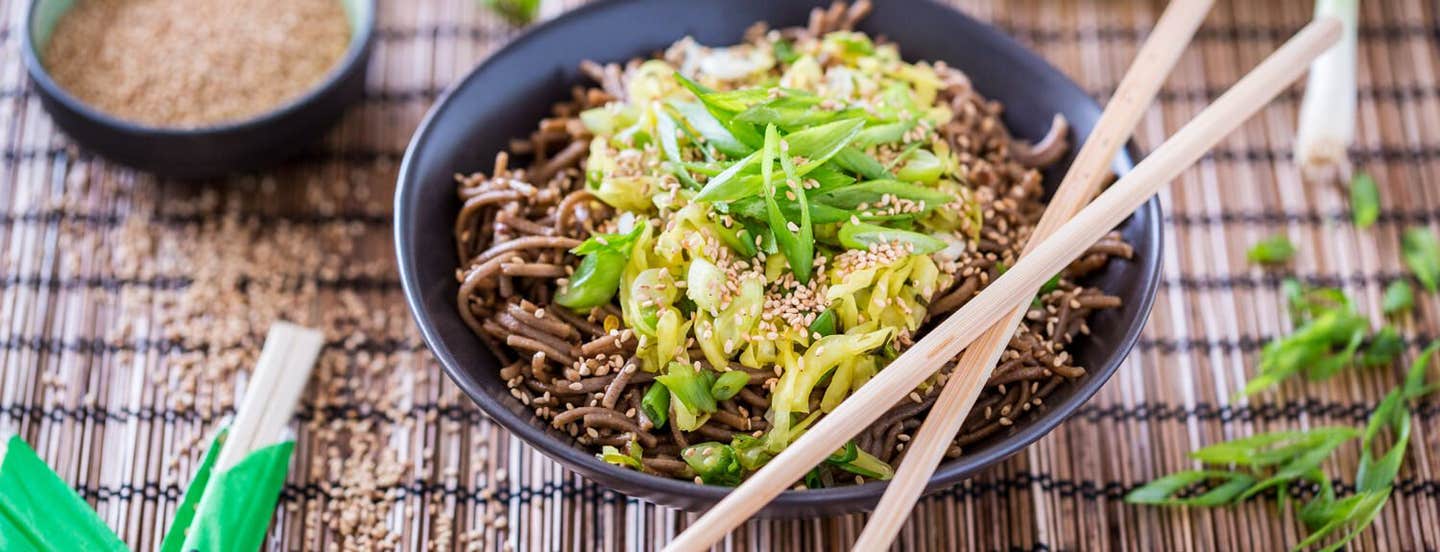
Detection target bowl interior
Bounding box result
[397,0,1161,515]
[25,0,375,134]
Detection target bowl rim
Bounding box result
[395,0,1163,510]
[21,0,378,136]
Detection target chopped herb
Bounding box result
[1125,470,1257,506]
[1350,172,1379,228]
[837,221,946,254]
[709,370,750,401]
[480,0,540,26]
[1039,274,1062,295]
[640,382,671,429]
[1403,341,1440,399]
[1382,280,1414,315]
[682,442,742,486]
[1243,280,1379,396]
[807,309,838,338]
[773,39,800,64]
[555,224,645,310]
[1360,326,1404,367]
[1247,235,1296,264]
[656,362,717,431]
[1401,227,1440,292]
[762,123,816,283]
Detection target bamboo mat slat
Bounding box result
[1,0,1438,550]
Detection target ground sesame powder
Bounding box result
[43,0,351,127]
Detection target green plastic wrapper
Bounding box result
[0,434,128,552]
[160,435,294,552]
[158,429,226,552]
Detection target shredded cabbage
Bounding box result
[573,27,997,480]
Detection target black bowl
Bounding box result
[396,0,1163,517]
[22,0,376,179]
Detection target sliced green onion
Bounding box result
[807,309,838,338]
[1401,227,1440,292]
[1124,470,1257,506]
[1246,235,1296,265]
[709,370,750,401]
[838,222,946,254]
[813,179,954,211]
[681,442,742,486]
[762,123,816,283]
[832,147,893,180]
[555,224,645,310]
[1382,280,1413,315]
[640,382,670,430]
[1350,172,1379,228]
[655,361,717,425]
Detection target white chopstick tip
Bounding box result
[215,321,325,471]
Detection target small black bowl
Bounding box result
[22,0,376,179]
[396,0,1163,517]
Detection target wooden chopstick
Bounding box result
[215,322,324,472]
[853,0,1215,546]
[664,17,1342,552]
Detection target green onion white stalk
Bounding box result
[1294,0,1358,182]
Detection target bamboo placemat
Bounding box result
[2,0,1438,550]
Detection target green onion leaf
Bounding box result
[726,194,853,225]
[1247,235,1296,264]
[657,111,702,189]
[674,73,764,148]
[1382,280,1414,315]
[781,118,866,175]
[734,95,866,130]
[803,467,825,489]
[1360,326,1404,367]
[854,120,917,148]
[1404,340,1440,399]
[812,179,955,211]
[656,362,717,431]
[1240,428,1358,500]
[1350,172,1380,228]
[838,222,946,254]
[693,151,761,202]
[1356,389,1409,493]
[763,124,816,283]
[669,100,752,158]
[1401,227,1440,292]
[833,147,894,180]
[1188,427,1359,469]
[1124,470,1257,506]
[1294,489,1390,552]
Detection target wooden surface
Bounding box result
[1,0,1438,550]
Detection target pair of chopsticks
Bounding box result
[667,10,1343,552]
[1,323,322,552]
[214,322,324,471]
[159,322,323,552]
[856,0,1214,545]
